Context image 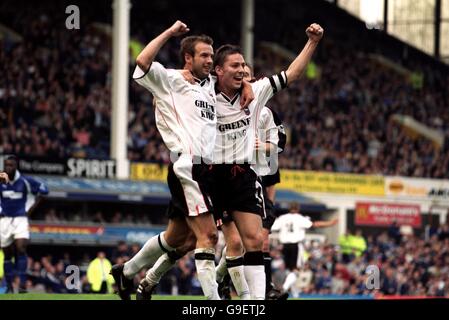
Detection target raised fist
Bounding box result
[306,23,324,43]
[169,20,190,37]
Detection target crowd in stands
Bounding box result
[1,0,449,178]
[37,207,159,225]
[0,1,112,159]
[1,239,203,295]
[3,221,448,297]
[262,41,449,178]
[270,223,449,297]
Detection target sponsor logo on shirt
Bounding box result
[2,191,24,199]
[195,100,215,120]
[217,118,251,133]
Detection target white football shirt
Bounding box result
[259,107,279,147]
[271,213,313,244]
[133,62,217,161]
[213,72,287,166]
[256,106,280,176]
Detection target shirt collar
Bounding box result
[215,84,240,105]
[11,170,21,184]
[193,73,210,87]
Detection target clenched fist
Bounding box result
[306,23,324,43]
[168,20,190,37]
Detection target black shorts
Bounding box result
[262,169,280,188]
[166,156,214,219]
[214,210,232,229]
[212,164,265,222]
[282,243,299,271]
[262,197,277,231]
[217,186,276,230]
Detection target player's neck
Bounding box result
[192,71,208,81]
[184,66,207,81]
[217,83,239,99]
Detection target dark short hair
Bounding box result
[5,154,18,164]
[213,44,243,68]
[179,35,213,65]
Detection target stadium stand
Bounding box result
[1,0,448,176]
[129,0,449,176]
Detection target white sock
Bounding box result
[123,231,174,278]
[146,253,176,287]
[282,271,298,293]
[194,248,220,300]
[215,246,228,283]
[244,265,266,300]
[227,256,250,300]
[244,251,266,300]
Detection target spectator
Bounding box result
[388,220,402,245]
[352,230,367,258]
[380,267,398,295]
[173,255,195,295]
[438,223,449,241]
[110,241,131,264]
[339,232,354,263]
[92,211,106,224]
[86,251,114,294]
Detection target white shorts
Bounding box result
[0,216,30,248]
[167,154,213,217]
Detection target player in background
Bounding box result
[0,155,48,293]
[245,63,289,299]
[110,20,253,300]
[0,171,8,292]
[271,202,338,296]
[257,106,289,300]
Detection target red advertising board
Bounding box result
[30,224,104,235]
[355,202,421,228]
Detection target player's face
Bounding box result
[217,53,245,92]
[243,65,254,82]
[191,42,214,79]
[4,159,17,181]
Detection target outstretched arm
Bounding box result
[313,217,338,228]
[285,23,323,85]
[136,20,190,72]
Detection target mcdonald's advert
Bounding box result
[355,202,421,227]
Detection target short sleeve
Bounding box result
[300,216,313,229]
[133,62,171,97]
[252,71,288,108]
